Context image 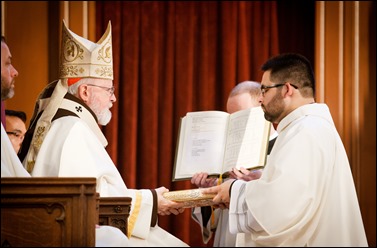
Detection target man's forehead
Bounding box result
[91,78,113,85]
[1,43,11,59]
[261,71,272,84]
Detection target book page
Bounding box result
[173,111,229,180]
[222,106,270,172]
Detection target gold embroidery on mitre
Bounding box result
[59,20,113,80]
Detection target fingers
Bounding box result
[228,171,237,179]
[191,172,212,187]
[231,167,262,181]
[232,168,244,178]
[212,193,223,204]
[169,207,185,215]
[247,169,262,180]
[191,172,207,183]
[168,208,180,215]
[155,186,168,195]
[158,210,170,216]
[201,185,219,194]
[178,207,185,214]
[207,177,218,187]
[190,173,201,185]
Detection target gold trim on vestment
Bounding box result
[127,191,142,238]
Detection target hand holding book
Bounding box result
[172,106,270,181]
[156,186,186,215]
[166,106,270,207]
[228,167,263,181]
[200,179,236,206]
[164,168,263,209]
[191,172,218,188]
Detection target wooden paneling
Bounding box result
[99,197,132,236]
[315,1,376,246]
[1,177,97,247]
[1,1,95,127]
[2,1,49,127]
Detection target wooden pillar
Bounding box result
[315,1,376,246]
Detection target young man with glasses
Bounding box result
[5,109,27,153]
[203,53,368,246]
[260,82,298,96]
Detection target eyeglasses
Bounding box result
[260,82,298,96]
[6,131,25,140]
[86,84,115,96]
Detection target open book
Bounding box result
[172,106,271,181]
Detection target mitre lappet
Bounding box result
[22,20,113,172]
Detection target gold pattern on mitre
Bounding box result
[59,20,113,80]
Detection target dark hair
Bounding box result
[1,36,5,43]
[5,109,27,123]
[261,53,315,97]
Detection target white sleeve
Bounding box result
[1,124,31,177]
[228,180,263,234]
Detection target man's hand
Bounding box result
[155,187,185,216]
[229,167,262,181]
[201,179,236,206]
[191,172,218,188]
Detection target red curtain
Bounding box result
[96,1,279,246]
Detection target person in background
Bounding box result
[19,20,188,247]
[5,109,27,153]
[1,35,29,177]
[1,36,18,102]
[191,81,277,246]
[203,53,368,246]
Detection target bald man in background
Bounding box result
[191,81,277,246]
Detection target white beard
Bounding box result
[97,108,112,126]
[89,96,112,126]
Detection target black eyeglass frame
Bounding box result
[86,84,115,96]
[6,131,24,139]
[260,82,298,96]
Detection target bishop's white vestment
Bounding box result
[23,92,188,247]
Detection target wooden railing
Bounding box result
[1,177,131,247]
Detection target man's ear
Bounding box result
[78,84,90,102]
[284,83,295,97]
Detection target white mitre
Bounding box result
[60,19,113,81]
[23,20,113,173]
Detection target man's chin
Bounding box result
[7,90,15,100]
[99,119,111,126]
[98,114,112,126]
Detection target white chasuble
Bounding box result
[229,104,368,247]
